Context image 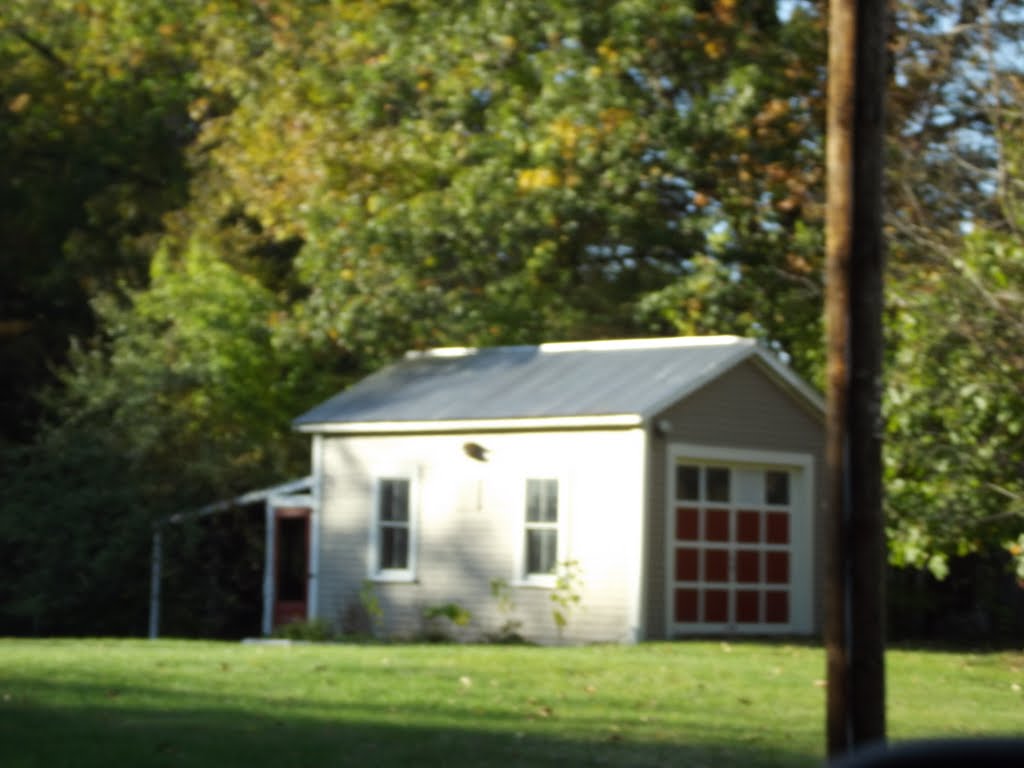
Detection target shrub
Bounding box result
[271,618,335,642]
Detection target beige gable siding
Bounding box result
[644,358,825,639]
[317,428,647,644]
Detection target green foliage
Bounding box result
[885,216,1024,578]
[272,618,336,642]
[359,580,384,635]
[56,235,328,492]
[487,578,525,643]
[0,234,331,634]
[187,0,827,374]
[489,578,515,613]
[0,434,154,635]
[884,17,1024,575]
[0,0,200,441]
[881,1,1024,577]
[159,506,266,639]
[423,603,472,628]
[550,559,584,637]
[421,602,472,640]
[1006,534,1024,583]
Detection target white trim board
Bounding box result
[170,475,313,524]
[295,414,643,435]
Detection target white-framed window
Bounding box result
[369,475,417,581]
[518,476,565,585]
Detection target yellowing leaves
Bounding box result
[703,39,725,60]
[785,252,813,275]
[713,0,738,25]
[188,97,211,121]
[8,93,31,113]
[596,41,619,64]
[755,99,791,127]
[516,167,561,192]
[598,107,632,133]
[548,117,581,150]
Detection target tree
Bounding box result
[186,0,827,375]
[0,234,338,634]
[886,215,1024,579]
[884,1,1024,577]
[0,0,198,443]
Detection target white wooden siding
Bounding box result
[316,428,647,644]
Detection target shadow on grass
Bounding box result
[884,639,1024,654]
[0,678,819,768]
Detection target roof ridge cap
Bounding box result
[404,346,477,359]
[405,335,750,359]
[538,335,749,353]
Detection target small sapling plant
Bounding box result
[550,559,583,640]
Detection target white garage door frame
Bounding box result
[665,443,815,636]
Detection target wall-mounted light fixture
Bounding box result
[462,441,489,462]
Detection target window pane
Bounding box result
[734,469,762,505]
[526,479,558,523]
[393,480,409,517]
[542,479,558,522]
[525,529,557,575]
[526,479,541,521]
[765,471,790,505]
[380,526,409,570]
[380,479,409,522]
[706,467,730,502]
[677,465,699,501]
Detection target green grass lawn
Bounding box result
[0,639,1021,767]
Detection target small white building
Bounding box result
[265,336,825,644]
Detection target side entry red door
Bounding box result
[273,507,310,628]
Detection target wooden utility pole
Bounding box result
[824,0,887,756]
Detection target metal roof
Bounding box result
[293,336,822,432]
